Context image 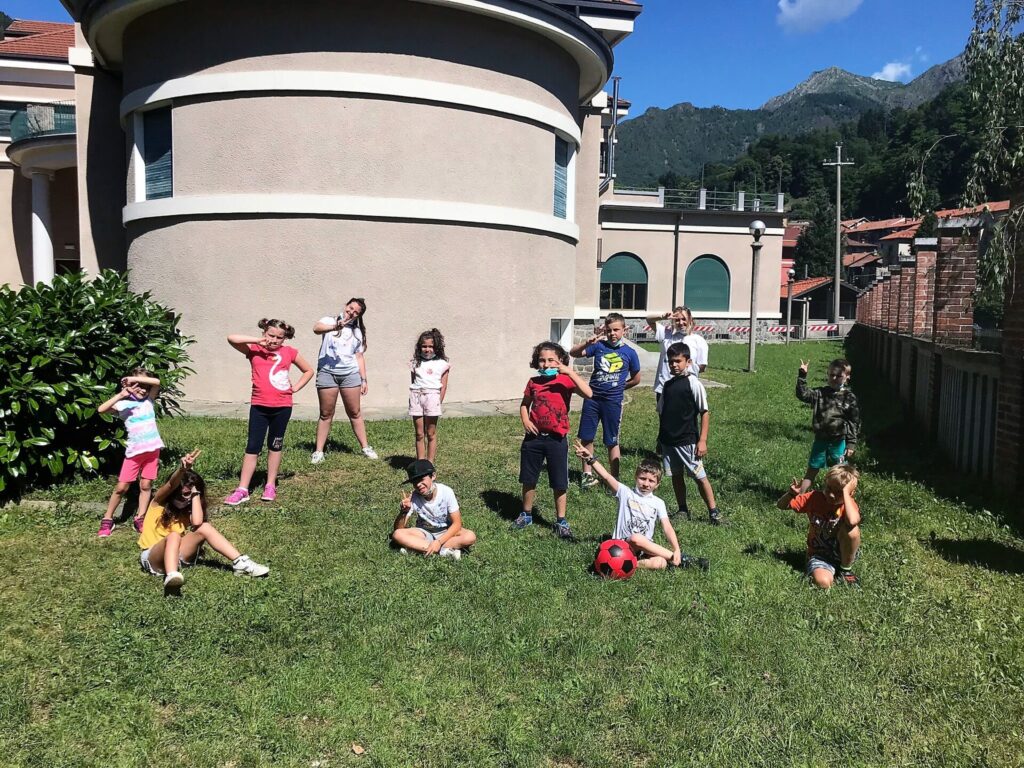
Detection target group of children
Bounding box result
[97,305,863,591]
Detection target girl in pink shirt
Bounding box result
[224,319,313,505]
[408,328,451,462]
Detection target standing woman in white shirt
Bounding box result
[647,306,709,405]
[311,298,378,462]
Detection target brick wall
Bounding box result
[995,194,1024,490]
[932,235,977,347]
[912,251,936,338]
[898,264,914,335]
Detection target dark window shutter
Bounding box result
[684,256,731,311]
[144,107,172,200]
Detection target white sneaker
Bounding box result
[399,547,408,555]
[361,446,379,460]
[163,571,184,588]
[439,547,462,561]
[310,451,325,464]
[233,555,270,577]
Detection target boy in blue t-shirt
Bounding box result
[569,313,641,486]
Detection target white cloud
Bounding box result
[871,61,913,82]
[777,0,863,34]
[915,46,930,62]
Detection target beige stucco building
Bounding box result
[4,1,787,409]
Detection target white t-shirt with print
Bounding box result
[654,324,702,392]
[409,481,459,532]
[411,359,451,390]
[317,317,364,374]
[612,484,668,541]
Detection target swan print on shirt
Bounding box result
[249,344,298,407]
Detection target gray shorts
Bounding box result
[139,545,202,576]
[661,444,707,480]
[413,527,449,542]
[316,369,362,389]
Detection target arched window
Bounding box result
[684,255,730,311]
[600,253,648,311]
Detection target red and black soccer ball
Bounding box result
[594,538,637,580]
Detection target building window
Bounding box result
[142,107,172,200]
[554,136,571,219]
[684,255,730,311]
[600,252,648,311]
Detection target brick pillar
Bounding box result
[897,264,914,335]
[995,194,1024,490]
[912,251,936,338]
[933,234,977,347]
[876,276,888,330]
[887,271,901,332]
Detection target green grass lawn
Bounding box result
[3,342,1023,767]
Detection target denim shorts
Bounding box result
[139,545,202,576]
[578,398,623,447]
[806,548,858,577]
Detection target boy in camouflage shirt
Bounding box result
[794,358,860,493]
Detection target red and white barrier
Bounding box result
[728,326,750,333]
[807,324,838,332]
[767,325,796,333]
[692,325,715,332]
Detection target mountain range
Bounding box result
[614,55,965,186]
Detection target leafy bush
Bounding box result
[0,271,193,498]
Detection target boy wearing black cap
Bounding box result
[392,459,476,559]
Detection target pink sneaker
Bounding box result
[260,484,277,502]
[223,488,251,506]
[97,519,114,537]
[133,516,144,533]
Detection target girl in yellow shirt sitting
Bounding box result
[138,449,270,591]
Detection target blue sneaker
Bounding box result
[512,512,533,529]
[555,518,574,541]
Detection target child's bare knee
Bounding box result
[318,411,333,421]
[812,570,834,589]
[627,534,648,547]
[139,479,153,491]
[113,482,131,494]
[462,530,477,547]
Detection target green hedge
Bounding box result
[0,271,193,498]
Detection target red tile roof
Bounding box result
[881,226,921,241]
[780,276,831,299]
[0,26,75,62]
[4,20,73,36]
[844,217,910,233]
[845,238,875,249]
[935,200,1011,218]
[844,251,880,268]
[783,223,806,248]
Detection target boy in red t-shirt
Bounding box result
[514,342,593,540]
[776,464,862,588]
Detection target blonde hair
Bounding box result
[825,464,859,492]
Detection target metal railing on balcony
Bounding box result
[10,101,76,143]
[611,185,787,213]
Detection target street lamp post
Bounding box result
[747,219,766,372]
[786,268,796,346]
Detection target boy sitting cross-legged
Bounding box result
[573,440,709,571]
[657,342,725,525]
[776,464,862,588]
[392,459,476,560]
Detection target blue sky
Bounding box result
[13,0,975,115]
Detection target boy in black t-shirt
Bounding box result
[658,343,725,524]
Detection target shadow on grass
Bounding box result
[480,489,522,523]
[744,542,806,574]
[386,455,418,472]
[291,437,355,455]
[926,537,1024,576]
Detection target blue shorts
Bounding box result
[578,398,623,447]
[808,437,846,470]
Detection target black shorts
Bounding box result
[246,405,293,454]
[519,433,569,490]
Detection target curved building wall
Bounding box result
[116,0,593,407]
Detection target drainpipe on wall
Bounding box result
[608,76,620,181]
[671,211,683,307]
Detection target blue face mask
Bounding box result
[540,368,558,377]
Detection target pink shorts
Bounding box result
[119,449,161,482]
[408,389,443,417]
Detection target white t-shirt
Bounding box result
[410,358,451,391]
[654,324,703,392]
[613,484,668,541]
[409,482,459,532]
[317,317,364,374]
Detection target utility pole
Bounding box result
[822,143,854,324]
